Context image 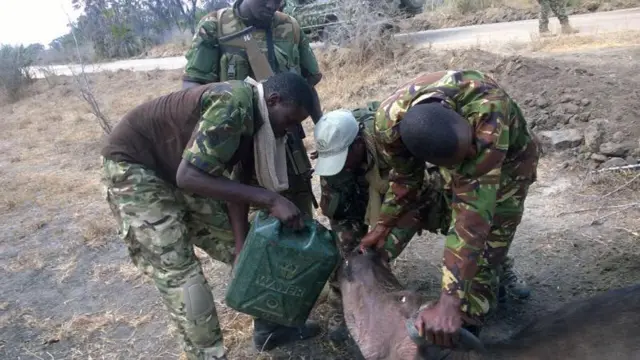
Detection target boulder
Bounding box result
[599,142,632,157]
[537,129,584,151]
[584,121,605,152]
[591,153,608,162]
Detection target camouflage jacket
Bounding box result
[183,2,320,84]
[373,70,539,297]
[183,80,261,177]
[319,102,382,226]
[320,101,450,250]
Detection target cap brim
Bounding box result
[314,149,349,177]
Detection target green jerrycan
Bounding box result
[225,210,339,327]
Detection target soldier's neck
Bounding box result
[235,1,254,24]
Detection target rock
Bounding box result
[573,112,591,122]
[612,131,625,142]
[626,156,638,165]
[580,98,591,106]
[538,129,584,151]
[561,103,581,114]
[536,97,550,108]
[599,142,632,157]
[591,153,608,162]
[559,94,576,103]
[584,122,605,152]
[601,157,628,168]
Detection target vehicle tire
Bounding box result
[400,0,424,14]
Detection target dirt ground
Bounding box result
[1,42,640,359]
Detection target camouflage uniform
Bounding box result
[373,70,540,323]
[101,81,259,360]
[183,1,321,216]
[320,102,451,339]
[537,0,576,34]
[320,102,450,260]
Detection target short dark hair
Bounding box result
[263,72,314,114]
[399,102,463,161]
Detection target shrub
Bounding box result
[0,44,35,103]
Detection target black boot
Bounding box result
[253,318,321,352]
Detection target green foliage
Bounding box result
[65,0,201,60]
[0,44,35,103]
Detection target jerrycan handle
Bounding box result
[277,213,318,237]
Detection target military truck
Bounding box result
[281,0,424,43]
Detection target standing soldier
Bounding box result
[359,70,540,346]
[313,103,451,341]
[182,0,323,218]
[537,0,579,36]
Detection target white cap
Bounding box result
[313,109,359,177]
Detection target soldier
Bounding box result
[313,103,451,341]
[359,70,540,347]
[537,0,578,36]
[182,0,323,218]
[101,72,321,360]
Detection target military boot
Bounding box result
[252,318,321,352]
[498,257,531,303]
[560,21,579,34]
[326,281,350,343]
[539,26,552,36]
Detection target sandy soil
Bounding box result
[1,44,639,360]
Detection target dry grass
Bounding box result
[81,218,115,248]
[2,249,45,272]
[54,251,79,283]
[91,262,146,285]
[530,30,640,52]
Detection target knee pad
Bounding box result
[183,275,215,322]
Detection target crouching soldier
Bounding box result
[101,72,321,360]
[313,103,451,341]
[360,70,540,346]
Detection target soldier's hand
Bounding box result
[359,225,391,251]
[270,196,304,230]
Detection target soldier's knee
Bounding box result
[182,274,221,347]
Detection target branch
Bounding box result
[61,4,112,135]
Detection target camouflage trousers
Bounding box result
[538,0,570,30]
[101,158,234,360]
[452,177,533,323]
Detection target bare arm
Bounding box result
[227,158,254,258]
[177,159,276,207]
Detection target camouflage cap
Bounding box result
[314,109,359,176]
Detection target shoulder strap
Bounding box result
[274,11,300,44]
[216,8,226,37]
[289,15,301,45]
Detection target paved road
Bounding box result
[29,7,640,79]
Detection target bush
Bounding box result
[323,0,406,65]
[0,44,35,103]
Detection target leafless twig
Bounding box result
[61,6,112,134]
[594,164,640,173]
[599,172,640,199]
[557,202,640,216]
